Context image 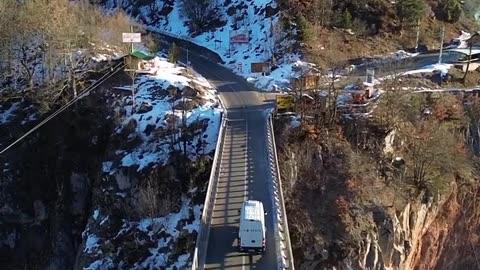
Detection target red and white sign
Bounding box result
[230,31,249,43]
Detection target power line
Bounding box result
[0,61,125,156]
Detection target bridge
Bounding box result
[153,32,295,270]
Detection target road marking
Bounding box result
[244,119,248,201]
[243,253,246,270]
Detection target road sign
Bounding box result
[230,31,249,43]
[122,33,141,43]
[366,68,375,84]
[276,95,295,110]
[251,62,270,73]
[294,74,320,90]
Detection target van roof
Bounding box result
[242,200,264,221]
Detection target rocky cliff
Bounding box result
[275,109,480,270]
[335,180,480,270]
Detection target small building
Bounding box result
[125,50,156,74]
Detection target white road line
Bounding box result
[244,119,248,201]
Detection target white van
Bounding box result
[238,200,266,253]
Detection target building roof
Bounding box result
[130,50,155,60]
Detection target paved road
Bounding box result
[352,51,461,78]
[156,35,280,269]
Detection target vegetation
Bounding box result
[0,0,132,110]
[277,59,478,268]
[396,0,427,28]
[181,0,222,34]
[278,0,476,43]
[439,0,464,22]
[168,42,179,64]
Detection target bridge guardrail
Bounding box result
[191,95,226,270]
[267,113,295,270]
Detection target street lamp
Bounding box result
[462,31,480,83]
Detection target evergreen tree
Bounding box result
[296,15,313,41]
[441,0,463,22]
[396,0,426,27]
[339,9,353,29]
[168,42,178,64]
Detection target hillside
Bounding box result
[0,1,221,269]
[1,0,480,269]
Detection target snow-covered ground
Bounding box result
[247,60,315,91]
[402,63,453,77]
[445,31,472,49]
[81,53,221,269]
[102,54,221,173]
[107,0,304,91]
[83,198,202,270]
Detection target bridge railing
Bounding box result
[267,113,295,270]
[191,96,226,270]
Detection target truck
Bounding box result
[238,200,266,253]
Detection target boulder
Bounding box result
[137,103,153,114]
[183,86,197,97]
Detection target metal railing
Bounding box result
[191,97,226,270]
[267,113,295,270]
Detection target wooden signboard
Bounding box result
[251,62,270,73]
[276,95,295,111]
[294,74,320,90]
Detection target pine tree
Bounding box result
[441,0,463,22]
[339,10,353,29]
[168,42,178,64]
[396,0,427,27]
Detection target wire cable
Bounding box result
[0,61,126,156]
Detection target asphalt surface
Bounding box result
[353,50,461,78]
[157,35,280,269]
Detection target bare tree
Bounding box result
[181,0,219,34]
[311,0,334,27]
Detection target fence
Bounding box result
[267,113,295,270]
[191,96,226,270]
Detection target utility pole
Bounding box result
[129,24,135,113]
[122,24,142,114]
[438,24,445,64]
[130,25,134,54]
[415,19,420,53]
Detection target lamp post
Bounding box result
[462,31,480,83]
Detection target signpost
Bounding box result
[251,62,270,73]
[276,95,295,112]
[230,31,249,43]
[366,68,375,85]
[122,26,142,113]
[294,74,320,90]
[122,33,141,43]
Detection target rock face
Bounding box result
[277,119,480,270]
[313,184,479,270]
[0,91,113,269]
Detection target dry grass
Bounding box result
[305,18,479,69]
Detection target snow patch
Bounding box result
[446,31,472,49]
[84,234,100,254]
[83,257,114,270]
[402,63,453,77]
[0,103,19,124]
[93,209,100,221]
